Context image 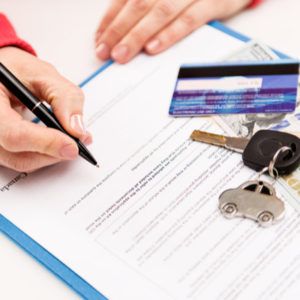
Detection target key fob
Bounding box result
[242,130,300,175]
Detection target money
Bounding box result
[226,40,277,62]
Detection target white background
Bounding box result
[0,0,299,299]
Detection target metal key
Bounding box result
[190,129,300,175]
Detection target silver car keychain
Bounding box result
[191,129,300,227]
[219,147,288,227]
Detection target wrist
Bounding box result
[0,46,33,62]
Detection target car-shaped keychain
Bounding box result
[219,179,285,227]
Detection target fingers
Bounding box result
[0,93,78,160]
[95,0,251,63]
[0,121,79,159]
[145,0,252,55]
[96,0,156,61]
[0,91,74,172]
[95,0,128,41]
[111,0,195,63]
[95,0,197,64]
[0,147,60,173]
[145,0,212,55]
[30,68,88,140]
[0,88,23,122]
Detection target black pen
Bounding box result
[0,63,99,167]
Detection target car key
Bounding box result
[190,129,300,175]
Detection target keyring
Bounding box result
[268,146,292,178]
[257,166,279,185]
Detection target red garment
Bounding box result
[0,13,36,55]
[250,0,263,7]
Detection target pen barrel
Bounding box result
[33,103,68,133]
[0,63,39,110]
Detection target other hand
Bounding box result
[95,0,251,64]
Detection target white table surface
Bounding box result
[1,0,299,299]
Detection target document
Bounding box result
[1,26,300,300]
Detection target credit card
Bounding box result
[169,60,299,116]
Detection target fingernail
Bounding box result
[146,39,161,53]
[70,114,86,135]
[112,45,129,62]
[60,144,78,159]
[82,134,93,146]
[96,43,110,60]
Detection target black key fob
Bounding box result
[242,130,300,175]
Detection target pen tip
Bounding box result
[96,164,100,168]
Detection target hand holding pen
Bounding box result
[0,47,96,172]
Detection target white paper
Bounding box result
[1,26,300,300]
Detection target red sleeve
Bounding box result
[0,13,36,55]
[249,0,263,8]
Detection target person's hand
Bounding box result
[95,0,251,64]
[0,47,92,172]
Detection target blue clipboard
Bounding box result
[0,21,289,300]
